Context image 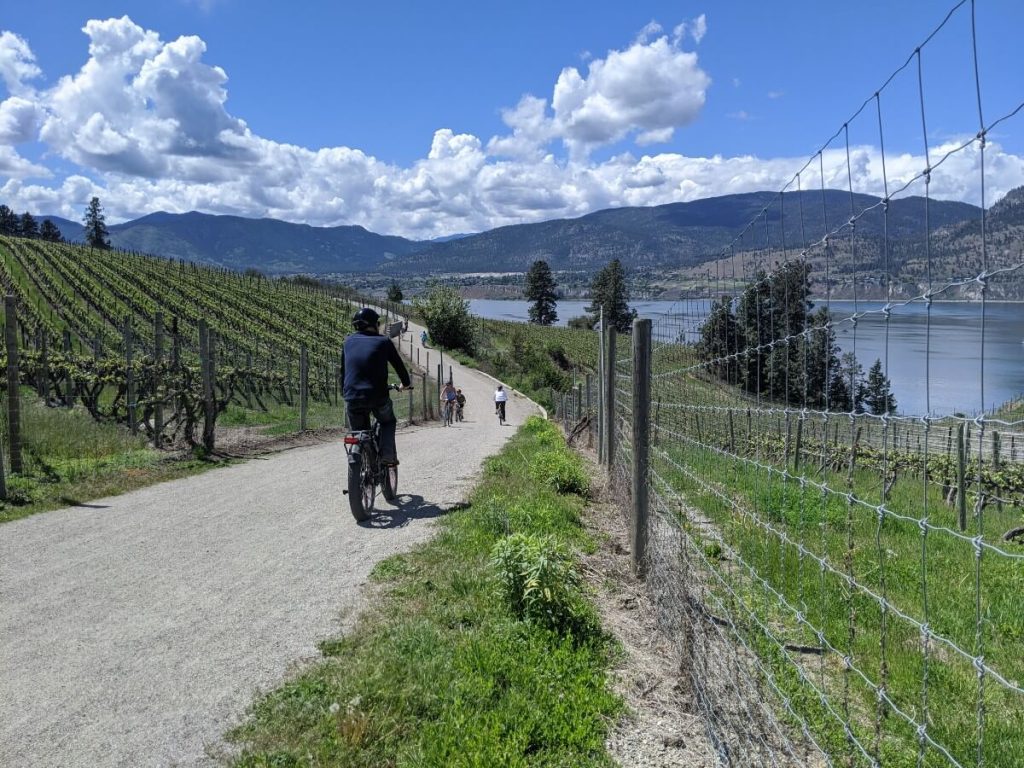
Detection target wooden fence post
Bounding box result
[631,318,652,577]
[4,295,21,475]
[124,316,137,434]
[153,312,164,448]
[299,344,309,431]
[199,320,215,452]
[63,331,74,407]
[38,330,48,401]
[597,310,605,464]
[421,371,428,421]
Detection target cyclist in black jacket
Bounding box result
[340,308,412,465]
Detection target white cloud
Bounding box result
[549,33,710,154]
[728,110,751,121]
[1,16,1023,241]
[767,90,784,99]
[691,15,707,44]
[0,31,41,95]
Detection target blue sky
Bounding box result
[1,0,1022,238]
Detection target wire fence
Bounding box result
[557,1,1023,764]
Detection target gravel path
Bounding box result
[0,324,536,767]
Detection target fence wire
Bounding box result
[563,2,1024,765]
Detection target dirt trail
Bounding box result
[0,322,535,767]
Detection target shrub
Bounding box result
[412,285,475,352]
[530,450,590,496]
[491,532,590,634]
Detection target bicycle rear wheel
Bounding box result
[347,455,371,522]
[382,464,398,501]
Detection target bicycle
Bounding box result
[442,399,455,427]
[495,400,506,426]
[343,384,405,522]
[455,402,464,422]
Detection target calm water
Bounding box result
[469,299,1024,417]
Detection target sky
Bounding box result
[1,0,1023,239]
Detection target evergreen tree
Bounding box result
[735,272,772,395]
[525,259,558,326]
[804,307,842,409]
[83,196,110,249]
[387,281,404,303]
[39,219,63,242]
[19,211,39,239]
[0,205,18,236]
[862,359,897,414]
[587,259,636,333]
[838,352,866,413]
[697,296,742,384]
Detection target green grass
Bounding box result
[226,416,622,767]
[0,395,219,522]
[655,432,1024,767]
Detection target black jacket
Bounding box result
[340,331,411,402]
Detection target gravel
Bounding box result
[0,325,535,768]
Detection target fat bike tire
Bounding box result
[347,455,371,522]
[383,465,398,501]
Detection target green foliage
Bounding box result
[491,532,592,634]
[587,258,636,333]
[862,358,897,414]
[386,280,403,303]
[525,259,558,325]
[82,196,110,249]
[530,448,590,496]
[412,284,475,351]
[39,219,62,242]
[568,314,597,330]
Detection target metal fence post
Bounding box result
[604,326,617,469]
[631,318,651,577]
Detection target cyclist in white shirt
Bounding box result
[494,384,508,423]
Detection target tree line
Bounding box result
[0,196,112,249]
[697,260,896,414]
[0,205,63,242]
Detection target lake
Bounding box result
[468,299,1024,417]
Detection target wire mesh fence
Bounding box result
[556,2,1024,764]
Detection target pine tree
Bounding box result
[863,359,897,414]
[587,259,636,333]
[386,281,404,303]
[19,211,39,238]
[39,219,63,242]
[525,260,558,326]
[83,197,110,249]
[697,296,742,384]
[0,205,18,236]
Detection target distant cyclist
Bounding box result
[340,308,412,466]
[440,380,458,425]
[455,388,466,420]
[420,329,428,347]
[494,384,508,423]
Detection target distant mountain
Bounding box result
[25,189,1016,296]
[391,190,981,275]
[104,211,425,274]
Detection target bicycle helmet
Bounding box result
[352,307,380,330]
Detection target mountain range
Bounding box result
[37,187,1023,298]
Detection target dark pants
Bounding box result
[495,401,506,421]
[346,397,398,463]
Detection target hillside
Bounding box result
[28,188,1022,296]
[48,211,424,274]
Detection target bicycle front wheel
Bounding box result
[382,464,398,501]
[347,455,371,522]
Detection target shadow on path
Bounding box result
[362,494,466,529]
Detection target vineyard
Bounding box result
[0,235,411,513]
